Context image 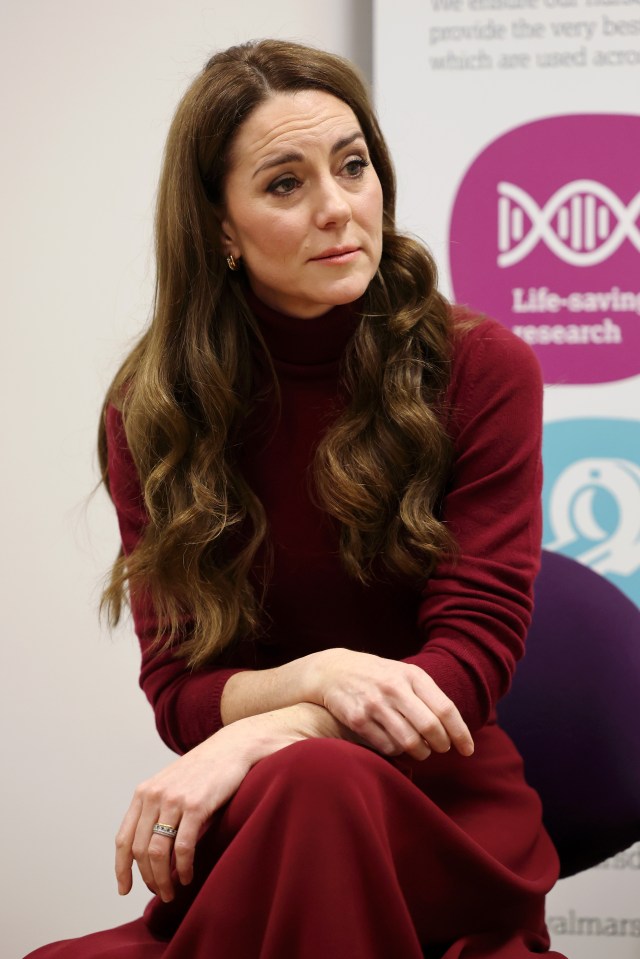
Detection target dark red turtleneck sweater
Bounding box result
[106,297,543,754]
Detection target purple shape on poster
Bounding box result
[449,115,640,385]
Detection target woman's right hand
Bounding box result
[302,648,474,761]
[115,720,255,903]
[115,703,351,903]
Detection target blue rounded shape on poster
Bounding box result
[542,418,640,607]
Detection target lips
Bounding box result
[311,246,360,261]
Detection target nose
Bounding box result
[313,175,352,230]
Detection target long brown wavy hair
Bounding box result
[98,39,455,668]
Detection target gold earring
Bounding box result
[226,254,239,272]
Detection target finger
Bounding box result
[328,691,407,757]
[411,673,474,756]
[173,810,204,887]
[353,718,404,757]
[131,800,163,896]
[374,709,433,760]
[393,700,452,754]
[148,812,181,902]
[115,797,142,895]
[366,678,450,754]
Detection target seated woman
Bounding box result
[26,38,567,959]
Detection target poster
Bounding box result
[374,2,640,955]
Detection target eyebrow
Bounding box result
[252,130,366,178]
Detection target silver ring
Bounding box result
[152,822,178,839]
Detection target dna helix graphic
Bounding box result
[497,180,640,267]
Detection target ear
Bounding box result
[217,209,241,261]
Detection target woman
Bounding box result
[27,39,567,959]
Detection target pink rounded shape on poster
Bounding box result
[449,115,640,385]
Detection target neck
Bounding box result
[245,288,362,366]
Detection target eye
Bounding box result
[342,156,370,178]
[267,175,300,196]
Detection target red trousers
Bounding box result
[26,730,567,958]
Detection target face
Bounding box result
[220,90,384,318]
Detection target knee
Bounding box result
[222,739,415,845]
[277,737,384,779]
[244,738,390,803]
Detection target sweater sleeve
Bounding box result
[403,317,544,732]
[105,404,247,754]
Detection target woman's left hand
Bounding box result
[301,648,475,760]
[115,704,347,903]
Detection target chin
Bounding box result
[319,274,373,307]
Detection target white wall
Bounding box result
[1,3,371,956]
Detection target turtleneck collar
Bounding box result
[245,287,362,366]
